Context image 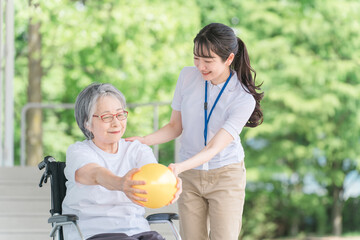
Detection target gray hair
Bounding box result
[75,83,126,139]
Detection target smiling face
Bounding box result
[88,95,127,153]
[193,48,234,85]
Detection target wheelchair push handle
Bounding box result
[38,156,56,187]
[38,156,56,170]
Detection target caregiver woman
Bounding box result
[127,22,264,240]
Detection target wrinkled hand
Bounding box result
[119,168,148,206]
[125,136,146,144]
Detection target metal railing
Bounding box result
[20,102,180,166]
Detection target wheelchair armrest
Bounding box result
[146,213,179,222]
[146,213,181,240]
[48,214,85,240]
[48,214,79,224]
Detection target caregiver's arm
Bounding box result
[169,128,234,175]
[126,110,183,146]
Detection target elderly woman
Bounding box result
[62,83,179,240]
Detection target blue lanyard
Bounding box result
[204,71,232,146]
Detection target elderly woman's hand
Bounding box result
[119,168,148,206]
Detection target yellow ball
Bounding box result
[132,163,177,209]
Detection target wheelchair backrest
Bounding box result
[47,161,67,215]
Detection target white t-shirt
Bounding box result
[62,139,156,240]
[171,66,256,170]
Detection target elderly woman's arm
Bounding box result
[75,163,148,205]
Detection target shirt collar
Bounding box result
[209,70,238,91]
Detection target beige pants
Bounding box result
[178,162,246,240]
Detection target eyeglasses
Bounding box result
[92,111,128,123]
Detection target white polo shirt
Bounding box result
[171,66,256,170]
[62,139,156,240]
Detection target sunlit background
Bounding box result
[1,0,360,239]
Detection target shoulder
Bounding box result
[120,139,157,166]
[177,66,202,89]
[65,140,100,179]
[230,75,255,103]
[66,140,92,155]
[225,75,255,110]
[229,84,256,113]
[66,140,99,164]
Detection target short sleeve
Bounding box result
[131,141,157,168]
[65,142,100,182]
[222,93,256,139]
[171,68,186,111]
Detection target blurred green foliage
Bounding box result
[15,0,199,163]
[14,0,360,238]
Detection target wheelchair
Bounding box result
[38,156,181,240]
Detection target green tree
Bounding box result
[240,0,360,237]
[15,0,199,163]
[26,0,43,166]
[14,0,360,238]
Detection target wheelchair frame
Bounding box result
[38,156,181,240]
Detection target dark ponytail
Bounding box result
[232,37,263,127]
[194,23,264,128]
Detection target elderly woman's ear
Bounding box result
[85,121,93,139]
[85,121,91,131]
